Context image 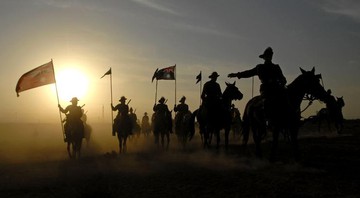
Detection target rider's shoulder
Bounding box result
[255,64,265,69]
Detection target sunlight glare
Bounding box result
[54,68,89,103]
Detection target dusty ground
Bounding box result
[0,120,359,198]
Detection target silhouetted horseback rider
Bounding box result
[201,72,222,122]
[141,112,151,136]
[228,47,287,122]
[325,89,337,107]
[174,96,189,129]
[153,97,172,133]
[58,97,84,142]
[112,96,132,135]
[129,107,138,126]
[325,89,344,122]
[129,107,140,135]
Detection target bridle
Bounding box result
[301,93,316,113]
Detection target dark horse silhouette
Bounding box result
[194,82,243,149]
[242,67,329,160]
[113,115,133,154]
[317,96,345,133]
[64,115,84,159]
[175,110,196,149]
[231,107,242,140]
[152,111,172,150]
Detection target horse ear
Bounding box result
[300,67,306,74]
[232,81,236,86]
[225,82,229,86]
[311,67,315,74]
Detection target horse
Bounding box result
[113,115,133,154]
[317,96,345,133]
[152,110,172,150]
[81,110,92,147]
[141,114,152,137]
[132,119,141,138]
[64,115,84,159]
[230,107,242,140]
[174,110,196,149]
[194,82,243,149]
[242,67,329,160]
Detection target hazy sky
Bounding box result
[1,0,360,123]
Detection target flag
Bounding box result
[15,61,56,97]
[152,65,176,81]
[152,68,159,82]
[196,71,202,84]
[101,68,112,79]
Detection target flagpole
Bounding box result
[110,67,115,136]
[200,77,202,106]
[52,59,65,142]
[155,79,158,104]
[251,76,254,98]
[174,65,177,106]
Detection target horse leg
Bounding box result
[166,132,170,151]
[225,128,230,150]
[118,136,123,154]
[337,120,344,133]
[67,142,72,159]
[270,127,280,161]
[154,132,160,149]
[253,127,263,158]
[72,143,76,159]
[203,127,210,148]
[215,130,221,150]
[75,140,81,159]
[242,121,250,146]
[78,141,82,159]
[203,131,208,148]
[123,136,127,153]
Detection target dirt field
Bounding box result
[0,120,359,197]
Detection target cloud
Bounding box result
[318,0,360,22]
[33,0,108,12]
[173,22,244,40]
[33,0,73,8]
[132,0,181,16]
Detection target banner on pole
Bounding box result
[15,61,55,97]
[196,71,202,84]
[152,65,176,82]
[100,68,112,79]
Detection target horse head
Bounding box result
[297,67,328,102]
[224,81,243,101]
[337,96,345,107]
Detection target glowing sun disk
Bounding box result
[55,68,89,103]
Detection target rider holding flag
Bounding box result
[58,97,84,141]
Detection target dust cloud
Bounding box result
[0,122,271,172]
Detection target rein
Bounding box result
[301,94,316,113]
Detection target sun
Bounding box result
[54,68,89,103]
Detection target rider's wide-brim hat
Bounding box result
[179,96,186,103]
[259,47,273,59]
[119,96,127,101]
[159,97,165,103]
[70,97,79,102]
[209,72,219,78]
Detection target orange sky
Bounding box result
[1,1,360,123]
